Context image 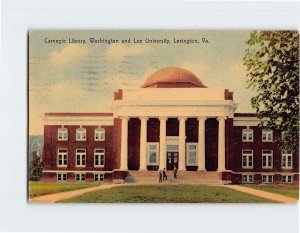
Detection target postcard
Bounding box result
[28,30,299,203]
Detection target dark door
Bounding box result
[167,152,178,170]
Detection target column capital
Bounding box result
[178,116,187,121]
[217,116,227,121]
[159,116,168,121]
[197,116,207,121]
[120,116,130,121]
[139,116,149,121]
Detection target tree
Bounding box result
[243,31,299,152]
[29,151,43,181]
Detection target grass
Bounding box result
[29,181,100,198]
[58,184,276,203]
[244,184,299,199]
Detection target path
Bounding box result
[224,185,298,203]
[29,184,118,203]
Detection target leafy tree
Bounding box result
[243,31,299,152]
[29,151,43,181]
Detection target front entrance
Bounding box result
[167,152,178,170]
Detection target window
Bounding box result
[262,150,273,168]
[262,129,273,142]
[57,173,67,181]
[94,149,105,167]
[95,128,105,141]
[76,149,86,167]
[242,150,253,168]
[75,173,85,181]
[94,174,104,181]
[76,128,86,141]
[147,143,159,165]
[281,175,293,184]
[282,152,292,169]
[186,143,197,166]
[57,128,68,141]
[57,149,68,167]
[242,175,254,183]
[262,175,273,183]
[242,129,253,142]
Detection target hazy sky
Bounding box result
[29,30,256,135]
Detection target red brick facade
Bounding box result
[42,116,299,184]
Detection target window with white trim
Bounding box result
[262,175,273,183]
[94,148,105,167]
[186,143,197,166]
[147,143,159,165]
[75,173,85,181]
[262,150,273,168]
[281,175,293,184]
[76,149,86,167]
[57,149,68,167]
[242,129,253,142]
[57,128,68,141]
[95,128,105,141]
[262,129,273,142]
[76,128,86,141]
[242,175,254,183]
[242,150,253,168]
[94,174,104,181]
[57,173,67,181]
[282,152,292,169]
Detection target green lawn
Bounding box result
[58,184,276,203]
[29,181,100,198]
[244,184,299,199]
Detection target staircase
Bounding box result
[125,171,220,184]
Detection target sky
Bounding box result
[29,30,256,135]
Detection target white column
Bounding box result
[178,116,187,171]
[197,116,207,171]
[159,116,167,170]
[217,116,227,171]
[139,116,148,170]
[120,116,129,170]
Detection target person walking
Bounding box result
[159,170,163,183]
[173,166,177,179]
[163,168,168,181]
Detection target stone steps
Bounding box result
[125,171,220,184]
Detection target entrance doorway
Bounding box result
[167,152,178,170]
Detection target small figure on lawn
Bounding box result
[163,168,168,181]
[159,170,163,183]
[173,166,177,179]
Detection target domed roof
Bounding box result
[142,67,206,88]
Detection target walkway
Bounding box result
[29,184,118,203]
[224,185,298,203]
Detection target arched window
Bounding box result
[57,127,68,141]
[95,128,105,141]
[242,129,253,142]
[262,129,273,142]
[76,128,86,141]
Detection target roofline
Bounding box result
[234,113,258,117]
[44,112,113,117]
[142,81,207,88]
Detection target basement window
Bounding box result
[57,173,67,181]
[281,175,293,184]
[94,174,104,181]
[262,175,273,184]
[242,175,254,183]
[75,173,86,181]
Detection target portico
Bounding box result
[113,67,236,173]
[119,115,228,172]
